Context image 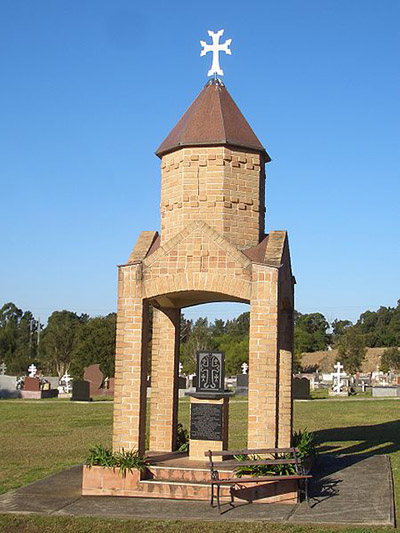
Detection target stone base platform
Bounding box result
[82,451,298,504]
[0,455,395,526]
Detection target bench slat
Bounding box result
[214,459,299,467]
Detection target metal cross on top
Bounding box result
[200,29,232,78]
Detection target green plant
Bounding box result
[234,454,296,478]
[113,449,148,476]
[234,429,316,478]
[85,444,115,468]
[176,423,189,452]
[292,428,317,460]
[85,445,148,476]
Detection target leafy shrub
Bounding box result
[234,429,316,478]
[292,428,317,460]
[85,444,148,476]
[177,422,189,452]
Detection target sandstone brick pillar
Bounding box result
[149,306,180,451]
[112,265,149,455]
[247,265,279,448]
[278,300,294,448]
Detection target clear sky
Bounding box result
[1,0,399,325]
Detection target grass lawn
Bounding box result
[0,397,399,532]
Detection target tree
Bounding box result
[40,311,88,376]
[0,302,39,374]
[337,330,367,374]
[71,313,116,378]
[331,319,352,346]
[294,312,330,354]
[380,347,400,372]
[180,317,216,373]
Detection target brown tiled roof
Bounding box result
[156,79,270,159]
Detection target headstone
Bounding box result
[196,352,224,393]
[241,362,248,374]
[71,380,91,401]
[179,362,183,375]
[0,362,7,375]
[23,377,40,391]
[190,403,223,440]
[84,364,103,396]
[0,375,19,398]
[293,377,311,399]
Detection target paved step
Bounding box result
[145,465,233,484]
[139,478,231,501]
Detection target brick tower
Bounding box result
[112,79,294,454]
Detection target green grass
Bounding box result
[0,397,399,532]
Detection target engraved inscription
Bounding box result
[190,403,223,441]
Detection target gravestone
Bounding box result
[293,377,311,399]
[196,351,224,393]
[84,364,103,396]
[187,351,232,460]
[71,380,91,402]
[24,377,40,391]
[0,375,19,399]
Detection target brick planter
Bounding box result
[82,465,142,496]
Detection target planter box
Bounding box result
[82,465,142,496]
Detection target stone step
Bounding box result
[145,465,233,483]
[139,478,231,501]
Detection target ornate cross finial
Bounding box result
[200,30,232,77]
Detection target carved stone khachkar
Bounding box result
[112,78,295,455]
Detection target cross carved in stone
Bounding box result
[199,353,221,390]
[200,30,232,77]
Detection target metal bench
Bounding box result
[205,447,312,512]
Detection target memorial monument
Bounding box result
[112,29,294,456]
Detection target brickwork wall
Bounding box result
[277,244,294,447]
[160,147,265,249]
[141,221,252,303]
[247,264,280,449]
[149,307,180,451]
[112,264,149,454]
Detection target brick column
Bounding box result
[149,306,180,452]
[112,264,149,455]
[247,265,279,448]
[278,299,294,447]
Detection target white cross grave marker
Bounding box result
[61,372,72,393]
[28,364,37,377]
[0,362,7,375]
[333,361,346,394]
[241,362,248,375]
[179,362,183,375]
[200,30,232,77]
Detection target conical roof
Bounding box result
[156,79,270,160]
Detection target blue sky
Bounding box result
[1,0,399,325]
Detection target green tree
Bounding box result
[71,313,116,378]
[380,347,400,372]
[294,312,330,354]
[40,311,89,376]
[180,317,216,373]
[337,330,367,374]
[0,302,39,374]
[331,319,352,346]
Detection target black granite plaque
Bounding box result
[190,403,223,440]
[71,380,91,402]
[196,352,224,393]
